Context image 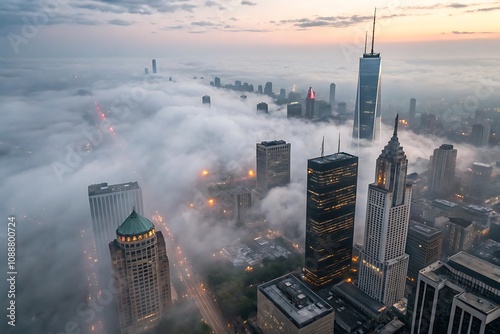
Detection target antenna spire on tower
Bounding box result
[364,31,368,54]
[338,133,341,153]
[394,114,399,136]
[371,8,377,55]
[321,136,325,157]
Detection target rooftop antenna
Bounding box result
[338,133,341,153]
[371,8,377,55]
[364,31,367,54]
[394,114,399,136]
[321,136,325,157]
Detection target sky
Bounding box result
[1,0,500,57]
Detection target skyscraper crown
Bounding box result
[116,209,155,238]
[379,114,406,162]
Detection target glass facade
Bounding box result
[352,55,382,143]
[304,153,358,287]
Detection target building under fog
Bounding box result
[109,210,171,334]
[429,144,457,198]
[255,140,291,197]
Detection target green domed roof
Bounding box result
[117,210,154,237]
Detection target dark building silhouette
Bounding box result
[258,85,263,94]
[144,68,149,75]
[304,152,358,287]
[264,82,273,96]
[152,59,157,74]
[405,222,442,282]
[352,10,381,146]
[214,77,221,88]
[287,102,302,119]
[409,98,416,129]
[279,88,286,98]
[255,140,291,197]
[470,123,491,147]
[202,95,211,106]
[337,102,347,115]
[466,162,493,204]
[232,187,252,227]
[305,87,316,119]
[329,83,336,108]
[288,91,301,103]
[430,144,457,198]
[316,100,332,119]
[257,102,268,114]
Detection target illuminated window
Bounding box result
[127,237,131,242]
[133,236,137,241]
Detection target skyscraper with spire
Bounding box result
[305,87,316,119]
[357,115,411,306]
[352,9,382,147]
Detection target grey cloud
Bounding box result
[466,5,500,12]
[191,21,215,26]
[241,1,257,5]
[161,24,184,30]
[278,15,372,29]
[452,30,494,34]
[108,19,134,26]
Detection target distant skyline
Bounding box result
[1,1,500,57]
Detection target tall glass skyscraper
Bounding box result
[255,140,291,197]
[352,10,382,147]
[304,152,358,287]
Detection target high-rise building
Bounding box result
[257,102,269,114]
[88,182,144,265]
[447,217,475,255]
[467,162,493,204]
[256,140,291,196]
[409,98,416,129]
[264,82,273,96]
[287,102,302,118]
[304,152,358,287]
[280,88,286,98]
[232,187,252,227]
[257,274,334,334]
[288,91,301,103]
[329,83,336,108]
[152,59,157,74]
[358,116,411,306]
[405,222,442,282]
[214,77,221,88]
[471,123,491,147]
[258,84,263,94]
[337,102,347,115]
[305,87,316,119]
[352,10,381,146]
[429,144,457,198]
[109,210,171,334]
[202,95,211,105]
[144,68,149,75]
[410,252,500,334]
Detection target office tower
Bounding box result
[257,102,269,114]
[258,84,263,94]
[214,77,221,87]
[304,152,358,287]
[255,140,291,196]
[471,123,491,147]
[358,116,411,306]
[287,102,302,119]
[337,102,347,115]
[280,88,286,98]
[409,98,416,129]
[467,162,493,204]
[352,10,382,145]
[316,100,332,119]
[264,82,273,96]
[232,187,252,227]
[202,95,211,105]
[305,87,316,119]
[429,144,457,198]
[288,91,301,103]
[235,80,241,88]
[89,182,144,265]
[144,68,149,75]
[329,83,336,108]
[410,252,500,334]
[420,113,436,131]
[152,59,157,74]
[447,218,475,254]
[257,274,334,334]
[405,222,442,282]
[109,210,171,334]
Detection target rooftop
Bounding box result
[258,274,332,328]
[434,199,458,208]
[116,210,154,237]
[309,152,357,164]
[448,217,473,228]
[408,222,441,238]
[473,162,493,169]
[456,291,500,315]
[474,239,500,267]
[88,181,140,196]
[334,281,386,316]
[447,252,500,290]
[258,140,288,147]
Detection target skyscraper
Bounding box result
[287,102,302,118]
[257,102,269,114]
[358,116,411,306]
[232,187,252,227]
[264,82,273,96]
[352,9,382,146]
[152,59,157,74]
[409,98,416,129]
[467,162,493,204]
[109,210,171,334]
[88,182,144,265]
[429,144,457,198]
[202,95,211,106]
[255,140,291,197]
[337,102,347,115]
[470,123,491,147]
[329,83,336,108]
[304,152,358,287]
[405,222,442,282]
[214,77,221,88]
[280,88,286,98]
[144,68,149,75]
[305,87,316,119]
[258,85,263,94]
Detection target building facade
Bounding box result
[256,140,291,196]
[405,221,442,282]
[429,144,457,198]
[89,182,144,265]
[232,187,252,227]
[257,274,334,334]
[109,210,171,334]
[305,87,316,119]
[358,116,411,306]
[304,152,358,287]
